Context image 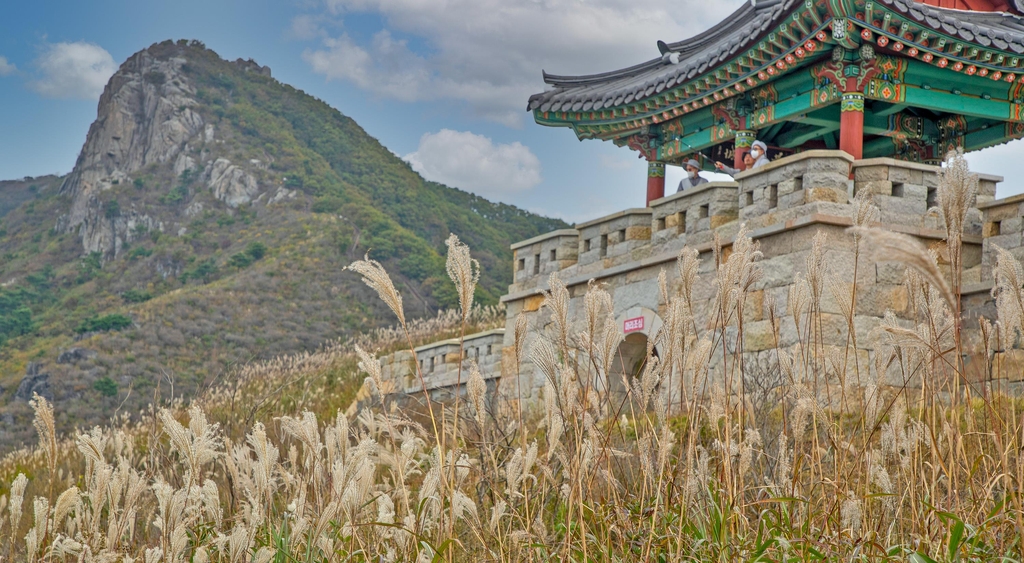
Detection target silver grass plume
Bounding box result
[467,363,488,426]
[677,246,701,310]
[346,253,406,326]
[937,148,979,250]
[30,394,57,477]
[445,234,480,320]
[992,245,1024,339]
[542,272,572,349]
[849,227,956,313]
[852,188,881,228]
[513,312,529,367]
[355,345,386,399]
[9,473,28,541]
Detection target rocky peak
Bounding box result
[57,40,272,259]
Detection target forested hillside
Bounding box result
[0,40,565,450]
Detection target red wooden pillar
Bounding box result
[734,130,756,169]
[840,93,865,160]
[646,161,666,206]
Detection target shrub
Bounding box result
[76,313,133,334]
[127,247,153,260]
[122,289,153,303]
[92,377,118,397]
[228,253,253,268]
[181,259,218,284]
[245,241,267,260]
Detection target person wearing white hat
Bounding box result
[748,140,771,169]
[715,140,771,175]
[676,159,709,192]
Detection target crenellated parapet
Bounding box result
[372,152,1024,405]
[510,229,579,291]
[650,181,739,252]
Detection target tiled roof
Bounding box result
[527,0,1024,115]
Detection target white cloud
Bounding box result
[288,14,326,41]
[298,0,745,126]
[404,129,542,198]
[30,42,116,100]
[0,56,16,76]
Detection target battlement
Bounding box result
[495,151,1024,397]
[357,152,1024,409]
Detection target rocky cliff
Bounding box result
[58,42,267,257]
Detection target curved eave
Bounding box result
[540,2,761,88]
[531,0,1024,135]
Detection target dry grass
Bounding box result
[1,153,1024,562]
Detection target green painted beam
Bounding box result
[903,87,1014,122]
[902,59,1012,101]
[965,124,1021,152]
[776,123,841,147]
[873,103,907,117]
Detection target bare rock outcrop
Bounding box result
[206,158,260,207]
[58,47,204,257]
[15,363,52,402]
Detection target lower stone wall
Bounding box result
[348,329,506,412]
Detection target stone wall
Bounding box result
[349,329,506,411]
[498,151,1016,401]
[368,151,1024,406]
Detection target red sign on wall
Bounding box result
[623,316,645,333]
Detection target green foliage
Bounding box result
[161,168,198,205]
[127,247,153,263]
[76,313,133,334]
[104,199,121,219]
[228,241,268,269]
[144,71,166,85]
[245,241,267,260]
[181,258,218,284]
[92,376,119,397]
[133,178,145,189]
[76,252,104,284]
[122,289,154,303]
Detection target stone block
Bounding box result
[876,262,906,285]
[899,183,929,201]
[805,187,847,204]
[803,171,850,191]
[856,285,910,316]
[876,195,926,217]
[888,166,924,185]
[524,294,543,312]
[778,177,803,195]
[779,190,805,210]
[754,254,799,289]
[978,179,998,199]
[986,232,1023,251]
[807,157,851,174]
[857,180,893,196]
[710,214,735,229]
[626,226,652,241]
[855,165,889,182]
[742,319,778,352]
[993,350,1024,382]
[983,203,1021,222]
[1001,217,1023,234]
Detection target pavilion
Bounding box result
[528,0,1024,205]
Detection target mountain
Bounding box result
[0,39,566,450]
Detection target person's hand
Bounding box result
[714,161,725,170]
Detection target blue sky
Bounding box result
[2,0,1023,224]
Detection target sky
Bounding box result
[2,0,1024,225]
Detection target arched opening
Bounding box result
[609,333,657,405]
